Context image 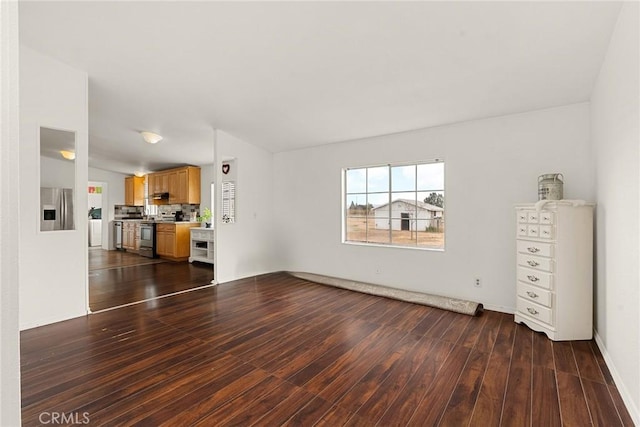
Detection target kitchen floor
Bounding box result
[88,249,215,312]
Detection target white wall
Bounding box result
[89,168,127,249]
[19,46,89,330]
[591,2,640,422]
[1,0,22,423]
[41,155,74,188]
[273,103,593,312]
[198,162,215,216]
[215,130,275,283]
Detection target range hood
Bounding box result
[151,192,169,200]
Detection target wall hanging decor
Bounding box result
[221,159,236,223]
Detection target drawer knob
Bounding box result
[527,307,539,315]
[527,247,540,253]
[527,260,539,267]
[527,275,539,282]
[526,291,538,298]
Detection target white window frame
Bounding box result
[342,159,445,251]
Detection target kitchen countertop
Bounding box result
[114,219,201,225]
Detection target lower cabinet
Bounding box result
[122,221,140,252]
[156,222,199,260]
[156,226,175,257]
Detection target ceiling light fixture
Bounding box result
[60,150,75,160]
[134,171,146,178]
[141,131,162,144]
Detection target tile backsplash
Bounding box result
[156,204,200,218]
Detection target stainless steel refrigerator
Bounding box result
[40,187,75,231]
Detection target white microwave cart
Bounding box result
[189,228,214,264]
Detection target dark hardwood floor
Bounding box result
[22,273,633,426]
[89,249,215,312]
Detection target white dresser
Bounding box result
[514,202,594,341]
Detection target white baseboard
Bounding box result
[593,330,640,426]
[481,304,515,314]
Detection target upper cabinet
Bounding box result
[148,166,200,205]
[124,176,145,206]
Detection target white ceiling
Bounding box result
[19,1,621,175]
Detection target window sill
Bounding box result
[342,241,445,252]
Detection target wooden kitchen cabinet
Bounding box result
[156,224,175,257]
[122,221,140,252]
[124,176,145,206]
[149,166,200,205]
[156,222,199,260]
[146,174,155,196]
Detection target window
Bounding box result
[344,160,445,250]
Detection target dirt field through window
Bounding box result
[346,217,444,249]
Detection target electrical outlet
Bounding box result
[474,278,482,288]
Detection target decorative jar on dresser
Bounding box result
[514,201,595,341]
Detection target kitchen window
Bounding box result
[343,160,445,250]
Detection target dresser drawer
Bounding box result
[527,225,539,237]
[517,224,528,237]
[517,211,528,223]
[539,211,554,225]
[539,225,554,239]
[517,297,553,325]
[517,267,553,290]
[517,282,552,308]
[516,240,554,257]
[527,212,539,223]
[517,253,554,272]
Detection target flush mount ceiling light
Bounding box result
[60,150,75,160]
[141,131,163,144]
[134,171,146,177]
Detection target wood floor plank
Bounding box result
[351,337,444,423]
[376,340,456,426]
[500,323,533,427]
[608,384,636,427]
[531,366,562,427]
[141,366,271,426]
[457,309,490,349]
[589,340,615,385]
[572,340,607,384]
[468,313,516,426]
[582,378,624,426]
[556,371,592,426]
[315,404,368,427]
[312,330,420,405]
[247,385,316,426]
[469,309,503,355]
[437,347,490,426]
[553,340,579,375]
[20,273,635,427]
[331,335,416,413]
[533,330,555,369]
[211,380,301,427]
[175,375,283,426]
[280,396,335,426]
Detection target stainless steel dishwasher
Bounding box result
[114,221,123,250]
